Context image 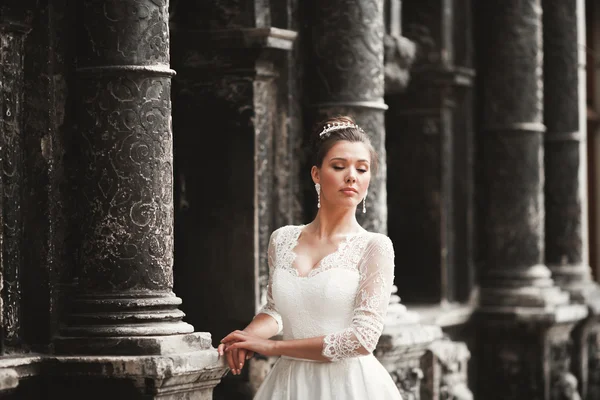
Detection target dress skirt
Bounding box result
[254,354,403,400]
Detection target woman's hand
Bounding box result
[218,331,258,375]
[218,341,254,375]
[222,330,279,358]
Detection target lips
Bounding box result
[340,187,358,194]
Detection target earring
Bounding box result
[315,183,321,209]
[362,191,367,214]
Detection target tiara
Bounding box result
[319,121,363,139]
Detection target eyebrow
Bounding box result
[329,157,370,164]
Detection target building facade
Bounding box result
[0,0,598,399]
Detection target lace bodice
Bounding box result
[257,225,395,362]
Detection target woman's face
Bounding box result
[313,140,371,210]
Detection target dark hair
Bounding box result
[310,115,379,172]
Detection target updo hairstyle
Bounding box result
[310,115,378,173]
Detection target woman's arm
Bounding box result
[218,230,284,374]
[222,330,330,362]
[242,313,281,339]
[224,234,396,363]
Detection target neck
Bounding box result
[309,204,362,238]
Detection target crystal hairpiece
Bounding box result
[319,121,363,139]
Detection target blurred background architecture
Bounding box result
[0,0,599,399]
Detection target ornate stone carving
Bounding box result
[375,294,443,400]
[588,329,600,400]
[0,22,29,348]
[311,0,385,102]
[384,32,416,94]
[391,364,424,399]
[550,328,581,400]
[58,0,197,348]
[254,72,277,307]
[422,339,473,400]
[308,0,387,234]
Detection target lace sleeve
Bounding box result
[322,234,395,362]
[256,230,283,334]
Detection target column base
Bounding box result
[571,288,600,400]
[476,304,587,400]
[549,264,600,308]
[375,323,443,398]
[480,264,571,308]
[46,349,228,399]
[422,338,473,400]
[53,332,212,356]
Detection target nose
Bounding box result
[345,170,357,183]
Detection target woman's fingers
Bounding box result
[238,349,247,371]
[226,346,237,374]
[221,330,246,343]
[217,343,226,357]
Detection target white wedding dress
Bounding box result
[254,225,402,400]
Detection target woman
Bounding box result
[218,116,402,399]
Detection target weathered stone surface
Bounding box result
[476,311,585,400]
[0,20,29,350]
[0,368,19,392]
[387,0,476,303]
[376,323,442,399]
[306,0,387,234]
[543,0,597,301]
[421,338,473,400]
[59,0,194,343]
[53,332,213,356]
[542,2,600,399]
[170,9,297,356]
[475,0,569,308]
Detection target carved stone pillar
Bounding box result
[0,20,29,351]
[474,1,588,398]
[307,0,387,233]
[49,1,228,397]
[375,287,443,399]
[170,3,297,398]
[543,1,600,398]
[421,338,472,400]
[543,0,598,306]
[390,0,476,304]
[53,0,204,354]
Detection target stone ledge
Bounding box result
[53,332,213,356]
[476,303,589,325]
[0,348,229,396]
[377,324,444,358]
[47,349,226,379]
[407,303,476,328]
[172,27,298,50]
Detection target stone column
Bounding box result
[475,1,588,398]
[543,1,600,398]
[0,16,30,393]
[54,0,199,353]
[307,0,387,233]
[375,286,443,399]
[543,0,598,305]
[0,20,29,351]
[389,0,476,304]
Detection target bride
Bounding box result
[218,116,402,399]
